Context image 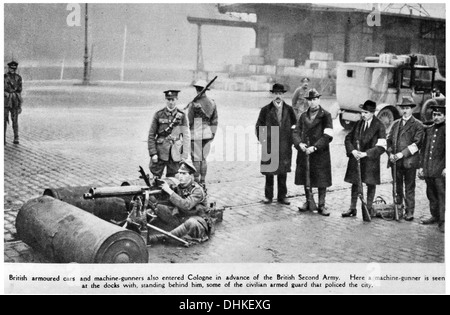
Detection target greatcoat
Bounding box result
[292,106,333,187]
[344,117,386,185]
[255,101,296,175]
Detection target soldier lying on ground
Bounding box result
[147,160,213,245]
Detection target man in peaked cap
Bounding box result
[293,88,334,216]
[291,77,311,119]
[186,79,218,189]
[256,83,296,205]
[387,96,424,221]
[147,160,213,244]
[4,60,23,144]
[419,103,446,233]
[342,100,387,221]
[148,89,190,178]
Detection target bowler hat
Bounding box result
[193,80,210,90]
[397,96,416,108]
[163,90,180,99]
[7,61,18,69]
[304,88,321,100]
[178,160,197,174]
[270,83,287,93]
[359,100,376,112]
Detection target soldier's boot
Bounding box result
[146,233,166,245]
[342,185,358,217]
[169,223,189,239]
[318,188,330,216]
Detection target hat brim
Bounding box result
[305,95,321,100]
[359,104,376,112]
[270,90,287,93]
[194,85,210,90]
[397,103,417,108]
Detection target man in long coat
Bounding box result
[148,90,190,178]
[4,60,23,144]
[291,77,310,119]
[255,83,296,205]
[293,88,333,216]
[419,104,445,233]
[342,100,386,220]
[387,96,424,221]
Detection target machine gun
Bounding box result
[83,167,189,247]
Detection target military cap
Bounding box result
[193,79,210,90]
[163,90,180,99]
[359,100,376,113]
[7,61,18,69]
[178,160,197,174]
[270,83,287,93]
[397,96,416,108]
[301,77,310,83]
[431,104,446,114]
[304,88,321,100]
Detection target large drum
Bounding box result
[16,196,148,263]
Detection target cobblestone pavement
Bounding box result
[3,81,445,264]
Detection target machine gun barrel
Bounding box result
[83,186,162,199]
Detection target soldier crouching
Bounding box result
[147,160,212,244]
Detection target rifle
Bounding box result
[356,140,371,222]
[305,138,317,211]
[146,223,190,247]
[139,165,151,187]
[183,76,218,110]
[392,160,400,221]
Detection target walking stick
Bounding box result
[305,138,317,211]
[356,140,371,222]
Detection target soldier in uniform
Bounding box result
[419,104,446,233]
[293,88,334,216]
[291,77,310,119]
[387,96,424,221]
[4,60,23,144]
[148,90,190,178]
[342,100,387,220]
[147,160,212,244]
[186,80,218,188]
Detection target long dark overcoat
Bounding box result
[292,106,333,187]
[344,117,386,185]
[255,101,296,175]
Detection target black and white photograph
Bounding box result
[2,2,447,296]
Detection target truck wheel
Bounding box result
[377,108,394,132]
[421,99,437,123]
[339,113,355,130]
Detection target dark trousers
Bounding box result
[425,176,445,223]
[150,156,179,178]
[350,184,376,210]
[303,186,327,206]
[392,166,417,215]
[265,174,287,200]
[4,107,19,141]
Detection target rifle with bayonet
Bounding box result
[356,140,371,222]
[183,76,218,110]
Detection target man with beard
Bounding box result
[419,104,446,233]
[256,83,296,205]
[293,88,333,216]
[342,100,386,221]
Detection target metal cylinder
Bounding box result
[16,196,148,263]
[43,186,129,222]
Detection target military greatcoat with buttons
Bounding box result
[421,122,446,177]
[148,107,190,162]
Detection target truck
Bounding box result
[336,54,445,131]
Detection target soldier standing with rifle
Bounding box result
[148,90,190,178]
[293,88,333,216]
[387,96,424,221]
[4,60,23,144]
[186,79,219,189]
[342,100,386,220]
